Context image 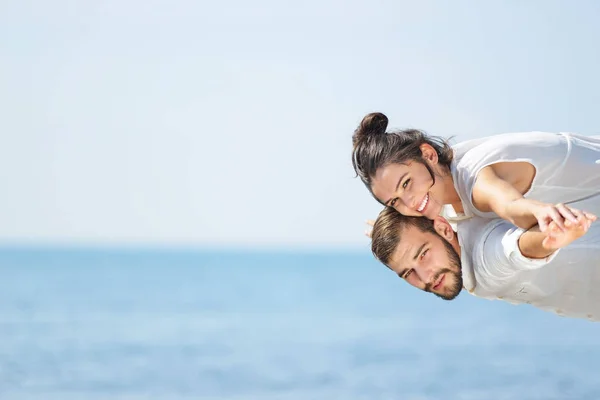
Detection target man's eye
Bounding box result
[403,269,413,279]
[420,249,428,259]
[402,178,411,189]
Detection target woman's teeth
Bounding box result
[417,193,429,212]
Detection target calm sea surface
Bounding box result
[0,247,599,400]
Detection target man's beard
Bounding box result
[424,239,463,301]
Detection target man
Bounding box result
[369,201,600,321]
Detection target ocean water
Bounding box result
[0,247,599,400]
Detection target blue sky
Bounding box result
[1,0,599,248]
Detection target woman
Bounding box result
[352,112,600,232]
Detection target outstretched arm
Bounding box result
[475,210,595,281]
[471,162,595,232]
[468,214,596,298]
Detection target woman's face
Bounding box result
[370,147,446,219]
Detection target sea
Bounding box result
[0,247,599,400]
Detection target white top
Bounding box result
[449,131,600,219]
[457,195,600,321]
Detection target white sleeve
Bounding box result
[473,220,560,279]
[452,132,567,219]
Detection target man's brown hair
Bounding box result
[371,207,438,266]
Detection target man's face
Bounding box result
[388,224,463,300]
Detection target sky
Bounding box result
[1,0,600,249]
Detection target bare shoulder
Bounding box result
[484,161,536,195]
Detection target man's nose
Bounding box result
[416,266,435,286]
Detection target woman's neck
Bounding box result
[439,168,464,214]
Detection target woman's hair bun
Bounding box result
[352,112,388,146]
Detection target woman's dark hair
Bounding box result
[351,112,454,202]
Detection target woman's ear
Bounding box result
[419,143,439,165]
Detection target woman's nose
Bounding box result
[401,192,416,209]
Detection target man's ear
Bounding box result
[433,216,454,242]
[419,143,439,165]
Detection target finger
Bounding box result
[365,230,373,238]
[553,221,563,232]
[548,221,562,235]
[571,207,585,221]
[570,208,593,229]
[583,211,597,221]
[542,235,556,250]
[565,217,589,232]
[538,217,548,233]
[556,203,579,223]
[365,219,375,227]
[575,212,588,229]
[548,207,566,231]
[573,212,595,229]
[572,219,589,233]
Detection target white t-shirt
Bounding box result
[446,131,600,321]
[449,131,600,219]
[457,208,600,321]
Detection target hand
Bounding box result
[364,219,375,238]
[531,201,597,233]
[542,214,596,250]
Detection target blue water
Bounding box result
[0,247,599,400]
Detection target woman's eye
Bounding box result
[390,199,397,207]
[402,178,411,189]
